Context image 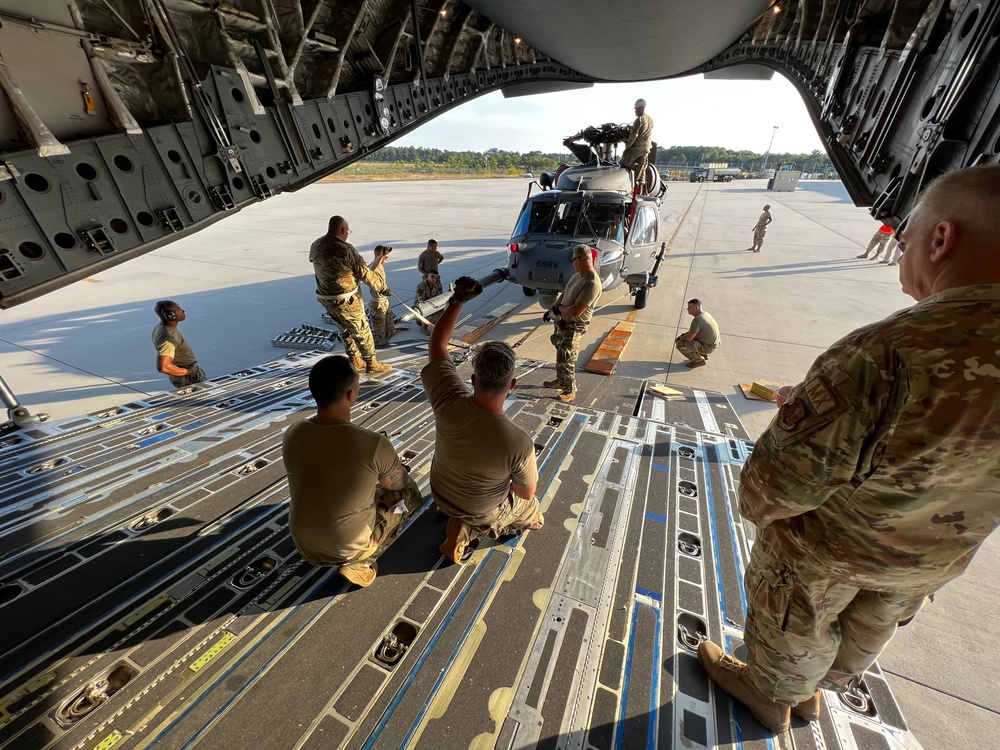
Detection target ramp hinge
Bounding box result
[209,183,236,210]
[79,226,116,255]
[156,207,185,232]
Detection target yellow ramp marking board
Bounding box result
[584,321,635,376]
[91,730,123,750]
[188,632,236,673]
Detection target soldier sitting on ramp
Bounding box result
[282,355,422,587]
[421,277,544,564]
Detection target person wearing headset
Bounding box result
[151,300,206,388]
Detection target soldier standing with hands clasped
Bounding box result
[748,204,772,252]
[542,244,601,402]
[698,165,1000,734]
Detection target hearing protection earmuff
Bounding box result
[156,301,177,322]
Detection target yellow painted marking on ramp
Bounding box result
[91,730,123,749]
[588,185,703,370]
[584,321,635,375]
[188,632,236,673]
[117,596,172,630]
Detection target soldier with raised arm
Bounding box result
[698,165,1000,734]
[421,277,544,564]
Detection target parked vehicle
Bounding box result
[689,167,741,182]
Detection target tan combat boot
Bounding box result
[697,640,790,734]
[366,358,393,374]
[792,690,822,722]
[349,353,366,370]
[439,518,472,564]
[557,391,576,403]
[542,378,560,388]
[339,559,377,587]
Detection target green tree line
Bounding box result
[367,145,835,174]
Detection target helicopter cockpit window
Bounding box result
[550,201,583,236]
[630,205,658,246]
[580,202,625,243]
[513,201,557,236]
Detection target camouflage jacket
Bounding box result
[309,235,386,297]
[740,284,1000,593]
[415,277,443,304]
[621,113,653,162]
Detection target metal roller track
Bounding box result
[0,352,922,750]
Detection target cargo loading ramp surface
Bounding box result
[0,351,922,750]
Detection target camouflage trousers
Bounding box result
[437,492,544,541]
[675,336,717,363]
[319,294,376,361]
[367,296,395,347]
[168,363,207,389]
[346,478,424,564]
[743,540,930,705]
[551,321,587,393]
[862,234,890,258]
[621,154,649,190]
[750,226,767,251]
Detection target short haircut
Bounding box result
[688,298,701,306]
[473,341,516,393]
[328,215,346,234]
[917,165,1000,239]
[427,238,437,247]
[308,355,359,407]
[572,243,592,259]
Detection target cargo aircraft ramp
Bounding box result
[0,348,922,750]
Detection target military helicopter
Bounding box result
[506,123,667,310]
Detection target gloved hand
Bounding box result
[542,310,551,323]
[450,276,483,305]
[381,286,391,297]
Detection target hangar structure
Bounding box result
[0,0,998,308]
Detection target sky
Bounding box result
[394,73,827,155]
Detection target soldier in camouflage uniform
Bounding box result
[310,216,392,374]
[856,224,893,260]
[414,271,444,334]
[543,244,602,402]
[748,204,772,252]
[698,165,1000,735]
[619,99,654,191]
[366,245,395,347]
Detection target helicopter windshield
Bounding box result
[513,201,557,235]
[580,202,625,243]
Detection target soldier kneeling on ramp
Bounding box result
[421,277,544,564]
[282,355,422,587]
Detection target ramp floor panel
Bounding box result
[0,351,923,750]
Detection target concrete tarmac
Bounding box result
[1,177,996,749]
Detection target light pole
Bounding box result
[761,125,779,176]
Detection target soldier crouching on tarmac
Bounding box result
[310,215,393,374]
[421,276,544,564]
[282,355,422,587]
[542,244,602,402]
[697,164,1000,734]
